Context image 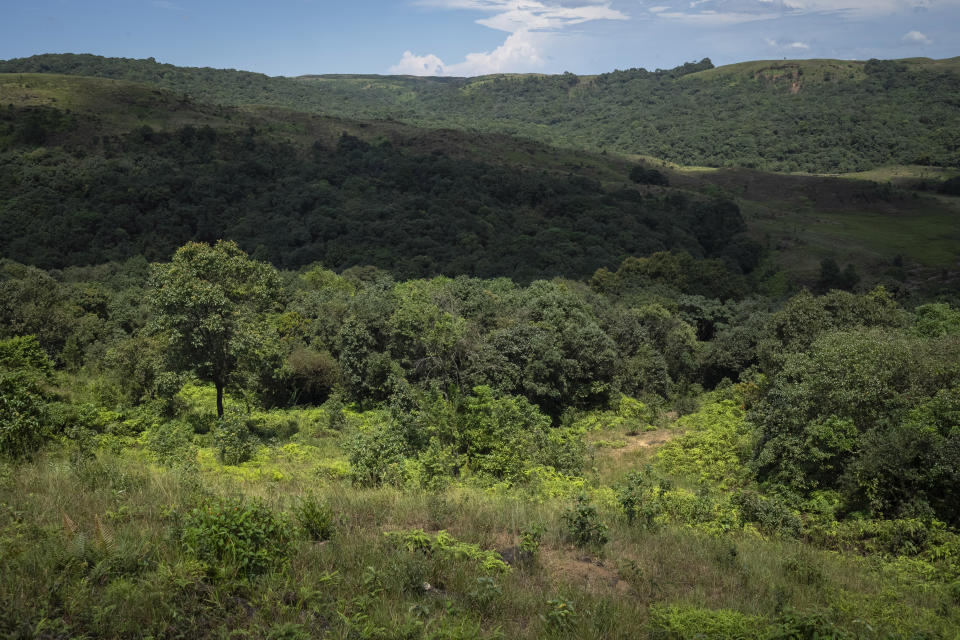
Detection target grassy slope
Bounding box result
[2,389,956,639]
[669,165,960,282]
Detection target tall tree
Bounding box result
[150,241,281,417]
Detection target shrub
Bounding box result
[732,490,802,538]
[346,421,409,486]
[562,493,609,549]
[655,399,753,489]
[767,610,853,639]
[0,370,48,458]
[616,470,659,527]
[0,336,52,459]
[248,412,299,441]
[181,496,292,579]
[539,427,587,475]
[542,598,577,632]
[458,386,551,481]
[520,523,546,557]
[212,410,257,465]
[630,165,669,186]
[144,420,196,465]
[324,392,347,431]
[384,529,511,574]
[0,335,53,373]
[467,576,502,612]
[647,604,766,639]
[293,494,335,541]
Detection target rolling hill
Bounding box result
[0,73,758,286]
[2,53,959,173]
[1,66,958,294]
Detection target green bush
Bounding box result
[520,523,545,557]
[0,336,53,459]
[542,598,578,633]
[0,370,48,458]
[732,490,802,538]
[539,427,587,475]
[248,412,299,441]
[181,496,292,579]
[384,529,511,575]
[616,470,659,527]
[767,610,852,639]
[324,392,347,430]
[346,421,409,486]
[647,604,766,640]
[804,517,955,557]
[293,494,335,541]
[458,386,551,481]
[144,420,196,465]
[562,493,609,549]
[212,410,257,465]
[655,399,753,489]
[467,576,502,612]
[0,335,53,373]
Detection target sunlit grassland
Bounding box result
[745,199,960,276]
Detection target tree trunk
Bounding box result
[216,381,224,418]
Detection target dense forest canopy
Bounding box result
[0,78,760,281]
[3,53,960,172]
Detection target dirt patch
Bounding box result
[608,428,681,460]
[540,548,632,595]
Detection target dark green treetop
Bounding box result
[149,240,282,417]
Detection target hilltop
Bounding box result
[2,53,960,173]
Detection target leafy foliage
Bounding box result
[181,496,292,579]
[292,494,336,541]
[212,410,258,465]
[0,336,53,458]
[562,493,609,549]
[150,240,281,416]
[655,399,754,489]
[384,529,511,575]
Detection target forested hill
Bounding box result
[3,53,960,173]
[0,73,758,285]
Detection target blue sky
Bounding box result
[3,1,959,77]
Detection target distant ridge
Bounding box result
[2,53,959,172]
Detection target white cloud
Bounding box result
[765,37,811,49]
[390,51,447,75]
[391,30,549,76]
[392,1,627,76]
[448,30,548,74]
[474,3,628,32]
[656,10,779,24]
[652,0,959,23]
[901,29,932,44]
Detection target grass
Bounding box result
[748,199,960,275]
[2,388,958,638]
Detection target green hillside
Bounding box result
[3,54,960,640]
[2,53,959,172]
[0,73,760,285]
[2,72,958,294]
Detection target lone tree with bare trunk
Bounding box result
[150,240,281,417]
